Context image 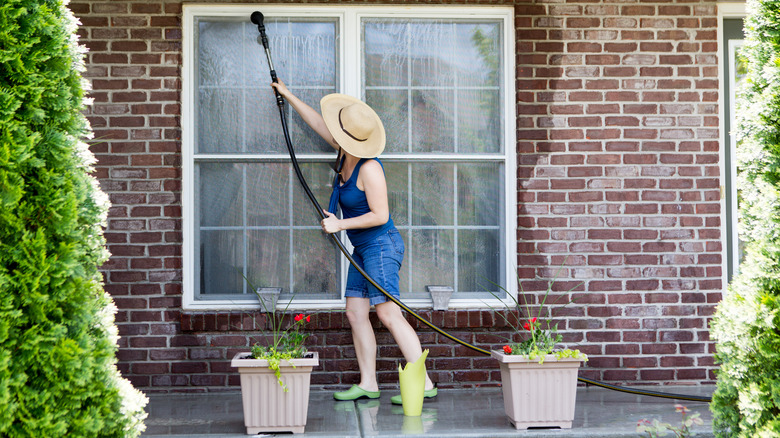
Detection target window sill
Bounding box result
[180,305,514,333]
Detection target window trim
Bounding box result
[717,2,746,286]
[182,4,517,311]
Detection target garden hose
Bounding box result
[250,11,712,404]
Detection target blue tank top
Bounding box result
[327,158,395,247]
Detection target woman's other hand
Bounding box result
[321,210,342,234]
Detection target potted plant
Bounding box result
[231,284,318,435]
[487,277,587,430]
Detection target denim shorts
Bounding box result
[344,229,404,306]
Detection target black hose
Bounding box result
[251,11,712,404]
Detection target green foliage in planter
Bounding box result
[0,1,147,436]
[711,1,780,436]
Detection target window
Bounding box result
[182,5,516,310]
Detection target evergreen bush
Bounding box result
[711,0,780,436]
[0,0,147,436]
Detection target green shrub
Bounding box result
[0,1,147,436]
[711,0,780,436]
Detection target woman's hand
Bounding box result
[321,210,342,234]
[270,79,292,99]
[269,79,339,150]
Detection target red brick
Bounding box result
[604,42,637,53]
[586,55,621,65]
[568,42,602,52]
[659,5,691,16]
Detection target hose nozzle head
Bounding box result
[250,11,264,26]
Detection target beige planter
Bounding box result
[491,351,584,430]
[231,351,319,435]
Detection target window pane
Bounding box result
[286,88,337,154]
[412,163,454,226]
[199,230,244,296]
[198,21,243,86]
[458,163,501,226]
[365,89,408,153]
[458,89,501,153]
[385,162,409,226]
[246,20,338,87]
[293,163,336,226]
[244,90,287,154]
[247,230,290,293]
[456,23,501,87]
[364,21,409,87]
[411,89,455,153]
[397,229,411,294]
[197,162,243,227]
[198,88,243,153]
[409,21,455,87]
[410,229,454,294]
[196,20,244,154]
[458,229,501,295]
[247,163,289,227]
[293,229,340,298]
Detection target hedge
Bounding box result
[711,0,780,436]
[0,1,147,436]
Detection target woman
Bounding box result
[271,80,435,404]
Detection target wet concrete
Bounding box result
[142,385,714,437]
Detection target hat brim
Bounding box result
[321,94,386,158]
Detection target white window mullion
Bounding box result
[406,21,412,154]
[407,163,413,290]
[242,164,248,295]
[344,10,359,98]
[452,21,459,155]
[453,163,459,294]
[288,164,295,298]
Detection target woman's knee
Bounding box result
[345,299,371,327]
[375,302,404,329]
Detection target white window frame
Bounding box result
[182,4,517,311]
[717,1,746,287]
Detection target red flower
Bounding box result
[503,345,512,354]
[305,315,311,323]
[523,322,531,331]
[294,314,304,322]
[529,317,537,324]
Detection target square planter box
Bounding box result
[231,351,319,435]
[491,351,584,430]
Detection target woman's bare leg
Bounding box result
[375,300,434,390]
[345,297,379,391]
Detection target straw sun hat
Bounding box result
[320,94,386,158]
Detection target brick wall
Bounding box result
[73,0,721,393]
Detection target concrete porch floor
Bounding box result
[141,385,714,437]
